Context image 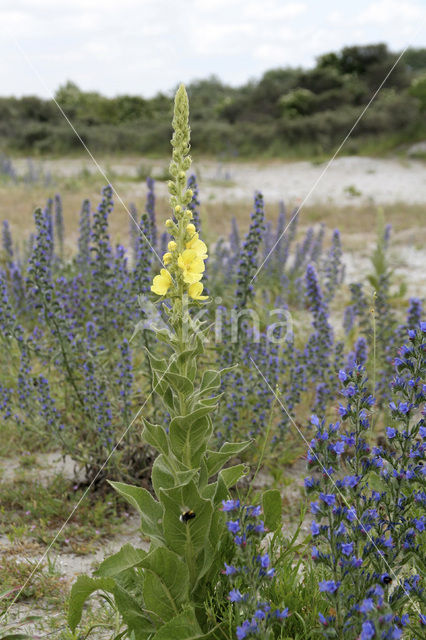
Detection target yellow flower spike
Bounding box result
[163,252,172,265]
[186,223,196,236]
[177,249,205,284]
[186,233,208,260]
[151,269,172,296]
[188,282,208,300]
[168,240,177,252]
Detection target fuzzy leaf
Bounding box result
[205,440,252,477]
[218,464,247,488]
[110,482,164,543]
[169,411,212,467]
[159,481,213,584]
[151,454,176,496]
[142,420,169,455]
[68,575,115,631]
[164,371,194,395]
[95,543,147,578]
[150,607,205,640]
[262,489,282,532]
[200,369,221,392]
[141,548,190,622]
[113,582,155,640]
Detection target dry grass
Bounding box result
[2,174,425,253]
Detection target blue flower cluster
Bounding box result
[306,323,425,638]
[222,499,289,639]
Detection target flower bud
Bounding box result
[186,223,196,235]
[168,240,177,251]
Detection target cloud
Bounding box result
[357,0,425,24]
[1,0,425,98]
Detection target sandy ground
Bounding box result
[11,154,426,207]
[1,154,424,633]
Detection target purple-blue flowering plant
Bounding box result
[306,327,425,638]
[221,500,290,639]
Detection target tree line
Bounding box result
[1,43,425,158]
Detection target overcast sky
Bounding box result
[2,0,425,98]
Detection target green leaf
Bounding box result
[146,350,168,375]
[218,464,247,489]
[200,369,221,392]
[95,544,147,578]
[262,489,282,532]
[150,607,203,640]
[142,420,169,455]
[151,454,176,496]
[113,582,156,640]
[164,372,194,395]
[68,575,114,631]
[141,548,190,623]
[169,410,213,467]
[159,481,213,584]
[110,482,164,543]
[205,440,252,477]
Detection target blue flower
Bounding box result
[310,501,320,515]
[226,519,240,534]
[386,427,396,439]
[222,499,240,511]
[260,553,270,568]
[359,598,374,613]
[413,516,425,532]
[338,370,348,383]
[336,521,347,535]
[319,580,340,593]
[319,612,328,626]
[311,521,320,536]
[332,440,345,455]
[229,588,243,602]
[341,542,354,556]
[254,520,265,533]
[360,620,375,640]
[320,493,336,506]
[275,607,289,619]
[223,563,237,575]
[342,475,359,488]
[236,620,251,639]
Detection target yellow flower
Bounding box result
[186,233,208,260]
[188,282,208,300]
[163,252,172,265]
[151,269,172,296]
[186,223,196,235]
[168,240,177,252]
[177,249,204,284]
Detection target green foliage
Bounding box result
[409,75,426,110]
[68,85,251,639]
[1,44,425,157]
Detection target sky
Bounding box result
[1,0,426,98]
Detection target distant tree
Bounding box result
[404,47,426,72]
[54,81,82,118]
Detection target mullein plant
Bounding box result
[305,323,425,639]
[68,85,251,639]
